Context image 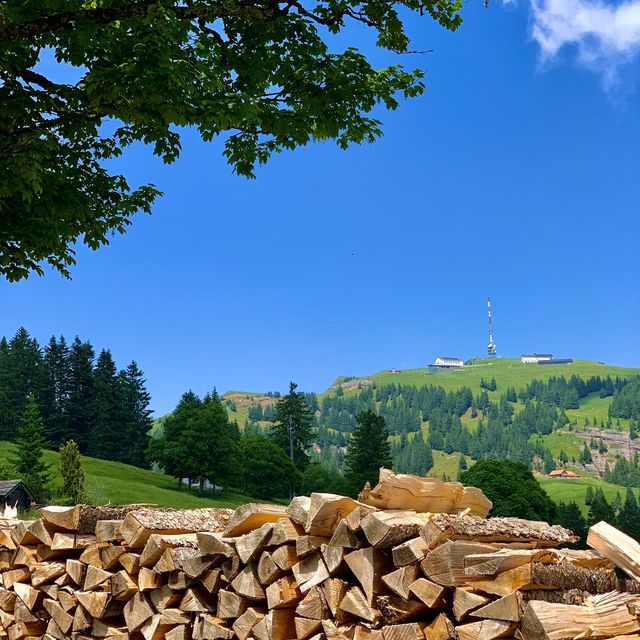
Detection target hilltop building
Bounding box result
[521,353,553,364]
[433,356,464,368]
[548,469,578,479]
[539,358,574,366]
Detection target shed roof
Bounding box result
[0,479,33,499]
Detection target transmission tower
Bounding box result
[487,296,497,358]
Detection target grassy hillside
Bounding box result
[367,358,640,396]
[0,442,255,509]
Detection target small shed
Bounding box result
[548,469,578,479]
[0,480,35,511]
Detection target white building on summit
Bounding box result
[433,356,464,368]
[521,353,553,364]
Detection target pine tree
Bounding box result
[543,449,555,474]
[344,410,392,497]
[617,487,640,539]
[0,328,43,440]
[584,485,594,506]
[148,391,203,488]
[118,361,153,467]
[41,335,73,446]
[456,455,468,481]
[58,440,89,505]
[10,395,49,503]
[88,350,122,460]
[271,382,314,471]
[67,338,95,451]
[554,502,587,547]
[588,488,615,525]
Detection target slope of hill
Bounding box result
[366,358,640,395]
[0,441,256,509]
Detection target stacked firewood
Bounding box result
[1,469,640,640]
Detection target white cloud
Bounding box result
[530,0,640,84]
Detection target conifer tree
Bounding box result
[584,485,594,506]
[271,382,313,471]
[88,350,121,460]
[41,335,73,446]
[617,487,640,539]
[10,395,49,503]
[58,440,89,505]
[344,410,392,497]
[118,361,153,467]
[67,338,96,451]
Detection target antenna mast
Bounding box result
[487,296,497,358]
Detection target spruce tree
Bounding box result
[271,382,313,471]
[58,440,89,505]
[118,361,153,467]
[344,410,392,497]
[617,487,640,539]
[41,335,73,446]
[88,350,121,460]
[10,395,49,503]
[67,338,96,451]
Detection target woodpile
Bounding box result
[0,469,639,640]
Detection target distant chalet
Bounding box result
[0,480,34,510]
[548,469,579,479]
[521,354,574,366]
[432,356,464,368]
[521,353,554,364]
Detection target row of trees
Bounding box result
[151,382,392,500]
[0,328,153,467]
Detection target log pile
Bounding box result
[0,469,639,640]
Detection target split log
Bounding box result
[76,589,112,618]
[376,595,427,624]
[329,520,363,549]
[359,469,491,518]
[83,564,113,590]
[138,567,163,591]
[470,560,618,597]
[202,568,223,594]
[421,514,578,549]
[339,586,381,623]
[224,504,288,537]
[140,533,198,567]
[111,570,138,601]
[381,565,421,600]
[236,523,274,564]
[421,541,498,587]
[286,497,312,527]
[257,551,284,586]
[196,532,236,558]
[424,613,456,640]
[218,589,249,618]
[361,511,431,549]
[233,607,265,640]
[452,589,491,622]
[122,508,232,548]
[391,537,429,567]
[305,493,360,537]
[231,565,266,601]
[321,544,345,575]
[296,585,329,620]
[150,584,180,610]
[41,505,141,534]
[269,518,303,547]
[455,619,516,640]
[43,599,73,634]
[260,609,297,640]
[587,520,640,582]
[31,561,66,586]
[183,554,215,579]
[154,546,200,573]
[322,578,349,618]
[471,591,522,621]
[292,552,330,593]
[463,549,552,577]
[408,578,446,608]
[295,616,323,640]
[381,621,426,640]
[179,588,213,612]
[297,535,330,558]
[265,575,302,609]
[519,591,640,640]
[95,520,124,543]
[271,544,299,571]
[344,547,393,604]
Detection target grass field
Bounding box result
[0,442,256,509]
[427,451,473,480]
[538,469,640,513]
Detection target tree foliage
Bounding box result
[271,382,314,471]
[344,409,392,497]
[460,459,556,522]
[10,394,49,502]
[58,439,89,505]
[1,0,463,280]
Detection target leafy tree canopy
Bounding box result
[460,459,556,522]
[1,0,463,281]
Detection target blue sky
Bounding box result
[2,1,639,414]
